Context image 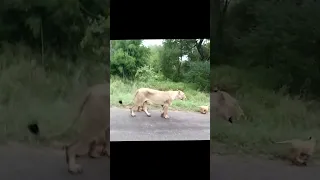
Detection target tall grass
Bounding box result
[0,44,106,143]
[211,65,320,160]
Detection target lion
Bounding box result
[199,106,209,114]
[72,128,108,158]
[275,136,316,166]
[27,83,110,174]
[119,100,145,112]
[211,88,244,123]
[90,128,109,157]
[121,88,186,119]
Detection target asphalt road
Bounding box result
[211,154,320,180]
[110,107,210,141]
[0,142,109,180]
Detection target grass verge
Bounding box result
[0,48,106,144]
[211,66,320,161]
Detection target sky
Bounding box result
[142,39,190,61]
[142,39,163,47]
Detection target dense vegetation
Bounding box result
[211,0,320,160]
[0,0,109,142]
[110,39,210,111]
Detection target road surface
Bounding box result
[211,154,320,180]
[2,142,320,179]
[110,107,210,141]
[0,142,109,180]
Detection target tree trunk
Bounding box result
[196,39,205,61]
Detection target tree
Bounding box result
[110,40,150,79]
[0,0,109,71]
[217,0,320,97]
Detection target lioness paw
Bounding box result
[68,164,83,174]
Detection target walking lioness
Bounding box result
[126,88,186,119]
[27,83,110,174]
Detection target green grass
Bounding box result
[110,76,210,112]
[0,46,106,144]
[211,66,320,161]
[0,62,95,144]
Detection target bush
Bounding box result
[183,61,210,91]
[134,65,164,82]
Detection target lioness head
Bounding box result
[211,90,243,124]
[176,90,186,100]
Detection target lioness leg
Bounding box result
[137,106,143,112]
[289,148,305,166]
[88,140,103,158]
[92,128,110,157]
[105,127,110,157]
[66,140,91,174]
[142,101,151,117]
[99,128,110,157]
[130,105,140,117]
[161,104,170,119]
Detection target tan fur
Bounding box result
[137,106,144,112]
[211,89,244,123]
[63,129,108,158]
[36,84,109,174]
[275,137,316,166]
[65,83,110,174]
[199,106,209,114]
[87,129,108,158]
[129,88,186,119]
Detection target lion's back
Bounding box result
[134,88,169,105]
[78,83,109,139]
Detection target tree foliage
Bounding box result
[110,40,150,78]
[0,0,109,72]
[214,0,320,97]
[111,39,210,91]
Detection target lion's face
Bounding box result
[177,91,186,100]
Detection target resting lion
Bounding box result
[122,88,186,119]
[211,88,244,123]
[27,83,110,174]
[275,136,316,166]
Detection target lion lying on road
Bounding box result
[121,88,186,119]
[27,83,110,174]
[275,137,316,166]
[211,88,244,123]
